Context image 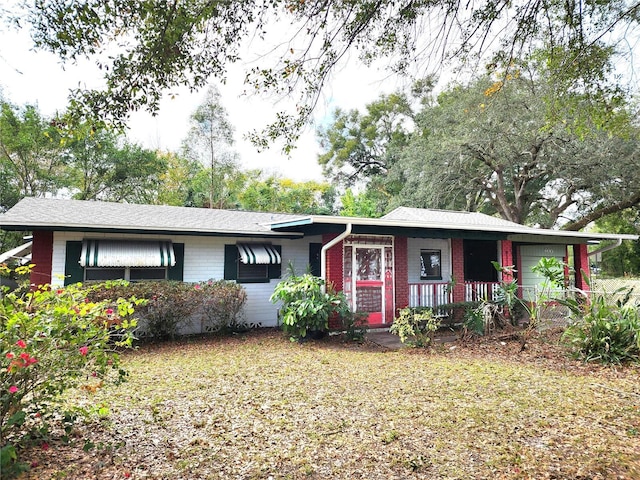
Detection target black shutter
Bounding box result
[168,243,184,281]
[309,243,322,277]
[64,241,83,286]
[268,245,282,279]
[224,245,238,280]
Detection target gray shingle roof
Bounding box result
[0,198,304,237]
[382,206,528,228]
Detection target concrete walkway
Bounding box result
[365,330,404,349]
[365,330,458,349]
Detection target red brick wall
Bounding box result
[500,240,514,282]
[322,233,343,292]
[451,238,465,303]
[573,243,590,291]
[323,234,344,330]
[394,236,408,311]
[30,230,53,287]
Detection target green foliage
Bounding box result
[238,175,335,214]
[270,272,350,341]
[562,288,640,364]
[19,0,640,153]
[89,280,248,340]
[63,125,167,203]
[197,280,248,333]
[0,100,63,209]
[0,266,138,476]
[390,308,441,347]
[341,311,369,343]
[593,209,640,277]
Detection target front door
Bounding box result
[354,247,384,325]
[343,236,394,326]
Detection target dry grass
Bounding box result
[19,329,640,480]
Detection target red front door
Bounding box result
[354,247,385,325]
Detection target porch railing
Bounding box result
[408,281,501,309]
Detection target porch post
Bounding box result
[500,240,514,282]
[30,230,53,287]
[451,238,465,303]
[573,244,590,292]
[394,236,409,312]
[322,233,345,330]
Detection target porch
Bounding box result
[408,281,501,309]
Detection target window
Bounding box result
[85,267,167,282]
[64,241,184,286]
[224,244,282,283]
[420,249,442,280]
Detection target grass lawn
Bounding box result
[20,329,640,479]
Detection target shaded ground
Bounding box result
[16,328,640,479]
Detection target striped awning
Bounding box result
[80,240,175,267]
[237,243,281,265]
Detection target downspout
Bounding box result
[321,223,352,292]
[588,238,622,258]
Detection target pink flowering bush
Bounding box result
[0,265,140,476]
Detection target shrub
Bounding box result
[390,307,441,347]
[89,280,248,339]
[90,281,200,340]
[341,311,369,342]
[0,266,138,477]
[562,288,640,364]
[270,273,350,341]
[197,280,248,333]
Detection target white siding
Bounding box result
[52,231,321,328]
[406,238,451,284]
[519,244,566,301]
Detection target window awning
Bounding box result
[237,243,281,265]
[80,240,175,268]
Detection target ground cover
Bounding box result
[18,329,640,480]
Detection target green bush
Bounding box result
[89,280,248,339]
[562,288,640,364]
[0,266,138,477]
[341,311,369,342]
[270,273,350,341]
[197,280,248,333]
[390,307,441,347]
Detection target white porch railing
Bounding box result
[408,281,501,308]
[408,282,452,308]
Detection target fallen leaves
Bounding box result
[17,329,640,479]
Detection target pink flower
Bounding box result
[56,289,63,295]
[20,352,30,361]
[8,385,18,394]
[16,340,27,349]
[27,356,38,366]
[105,308,114,316]
[41,442,49,451]
[194,284,201,290]
[5,352,14,359]
[79,346,89,356]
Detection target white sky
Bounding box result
[0,19,403,183]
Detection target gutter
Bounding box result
[588,238,622,258]
[321,223,352,292]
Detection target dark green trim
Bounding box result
[168,243,184,281]
[267,245,282,280]
[224,245,238,281]
[64,241,83,286]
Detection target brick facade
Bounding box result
[394,236,409,312]
[30,230,53,286]
[573,243,590,291]
[451,238,465,303]
[323,233,344,329]
[500,240,514,282]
